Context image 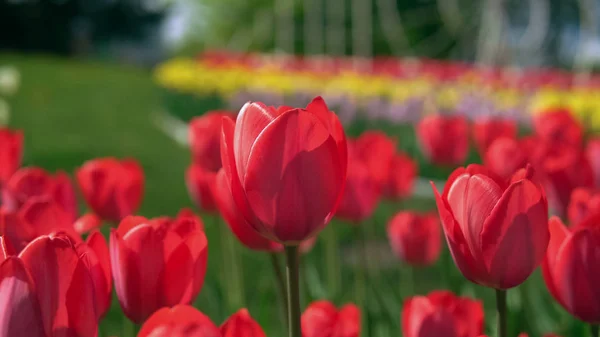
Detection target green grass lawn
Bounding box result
[0,54,588,337]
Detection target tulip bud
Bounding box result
[387,211,441,266]
[110,211,207,323]
[472,117,517,156]
[417,114,469,166]
[221,309,266,337]
[189,110,236,172]
[220,97,347,244]
[138,305,221,337]
[432,164,549,289]
[402,291,483,337]
[76,157,144,223]
[302,300,360,337]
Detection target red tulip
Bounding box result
[2,167,78,223]
[402,291,483,337]
[110,211,207,323]
[586,138,600,188]
[335,155,381,223]
[387,211,441,266]
[418,114,469,166]
[472,117,517,156]
[0,233,98,337]
[76,230,112,320]
[220,96,347,244]
[214,169,316,253]
[137,305,221,337]
[542,215,600,323]
[0,128,23,186]
[221,309,266,337]
[383,152,417,200]
[189,110,236,172]
[76,158,144,223]
[186,164,218,212]
[531,145,594,217]
[301,300,360,337]
[483,137,528,180]
[533,107,582,147]
[567,188,600,225]
[0,197,80,253]
[432,165,549,289]
[353,131,396,187]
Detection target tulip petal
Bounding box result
[336,304,361,337]
[244,109,343,243]
[221,116,261,236]
[301,300,337,337]
[542,217,570,309]
[160,240,193,306]
[482,179,548,289]
[446,173,502,260]
[0,236,15,262]
[234,102,279,182]
[553,228,600,322]
[221,309,266,337]
[19,234,98,336]
[86,230,112,319]
[432,183,488,285]
[138,305,220,337]
[0,257,45,337]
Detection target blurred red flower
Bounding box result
[302,300,360,337]
[76,157,144,223]
[186,164,218,212]
[418,114,469,166]
[220,97,347,244]
[402,290,483,337]
[542,215,600,323]
[221,308,266,337]
[383,152,418,200]
[138,305,221,337]
[533,107,583,148]
[110,210,207,323]
[353,131,396,187]
[0,128,23,187]
[567,188,600,225]
[76,230,112,320]
[189,110,236,172]
[432,165,549,289]
[472,117,517,156]
[387,211,441,266]
[484,137,528,180]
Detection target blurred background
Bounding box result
[1,1,600,336]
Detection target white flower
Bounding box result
[0,66,21,96]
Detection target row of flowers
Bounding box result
[1,95,600,336]
[154,51,600,129]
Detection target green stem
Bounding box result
[355,225,369,335]
[285,245,302,337]
[591,324,599,337]
[496,289,507,337]
[271,252,289,325]
[325,226,340,296]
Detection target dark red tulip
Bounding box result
[533,107,582,147]
[353,131,396,187]
[76,157,144,223]
[335,154,381,223]
[383,152,417,200]
[387,211,441,266]
[0,233,98,337]
[137,305,221,337]
[76,230,112,320]
[432,165,549,289]
[220,96,347,244]
[186,164,218,212]
[221,309,266,337]
[586,138,600,188]
[531,145,594,217]
[472,117,517,156]
[2,167,78,223]
[567,188,600,225]
[417,114,469,166]
[0,197,80,253]
[189,110,236,172]
[0,128,23,186]
[301,300,360,337]
[402,291,483,337]
[483,137,528,180]
[110,211,207,323]
[542,215,600,323]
